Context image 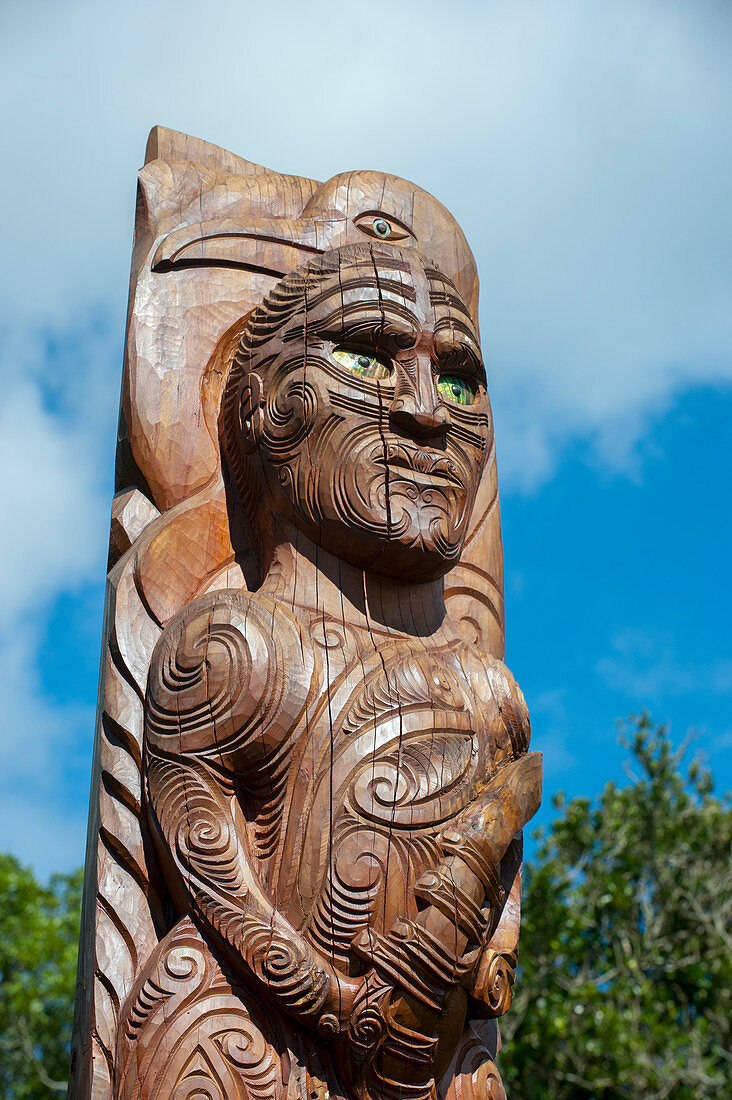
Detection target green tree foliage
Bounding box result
[500,715,732,1099]
[0,854,82,1098]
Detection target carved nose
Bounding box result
[390,398,451,439]
[389,352,452,439]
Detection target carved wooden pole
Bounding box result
[70,127,541,1100]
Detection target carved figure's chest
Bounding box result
[272,633,512,958]
[145,592,517,975]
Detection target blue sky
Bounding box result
[1,0,730,874]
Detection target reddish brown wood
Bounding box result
[70,127,541,1100]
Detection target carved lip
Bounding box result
[381,444,464,487]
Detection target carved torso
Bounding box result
[121,588,534,1100]
[145,592,525,961]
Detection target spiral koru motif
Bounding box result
[474,949,516,1018]
[262,373,319,463]
[350,733,474,829]
[145,591,312,762]
[242,916,330,1020]
[215,1024,269,1072]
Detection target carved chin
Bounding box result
[302,428,474,576]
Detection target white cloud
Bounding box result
[0,314,115,872]
[0,380,107,624]
[1,0,730,488]
[1,0,731,867]
[597,629,732,701]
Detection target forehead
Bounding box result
[307,251,423,316]
[304,172,418,228]
[301,251,477,341]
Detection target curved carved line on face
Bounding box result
[220,243,492,580]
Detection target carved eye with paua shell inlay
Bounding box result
[437,374,479,406]
[353,211,413,243]
[332,347,393,381]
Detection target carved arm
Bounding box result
[347,659,541,1098]
[143,590,361,1034]
[145,748,360,1032]
[354,657,541,1014]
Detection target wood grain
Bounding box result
[69,126,541,1100]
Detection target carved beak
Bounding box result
[151,215,353,278]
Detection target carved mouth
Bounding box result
[380,444,465,487]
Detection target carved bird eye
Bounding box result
[333,347,393,381]
[353,212,413,243]
[437,375,478,405]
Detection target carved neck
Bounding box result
[258,527,450,640]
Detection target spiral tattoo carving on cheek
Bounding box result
[261,372,319,466]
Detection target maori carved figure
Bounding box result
[70,127,541,1100]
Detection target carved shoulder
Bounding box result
[455,647,532,762]
[144,590,317,768]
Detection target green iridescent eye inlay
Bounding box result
[372,218,391,238]
[438,375,478,405]
[333,348,392,381]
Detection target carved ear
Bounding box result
[239,372,264,454]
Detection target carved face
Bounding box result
[225,245,492,581]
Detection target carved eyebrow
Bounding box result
[280,304,420,347]
[306,275,417,311]
[429,288,474,324]
[365,248,414,271]
[314,301,421,338]
[433,316,481,346]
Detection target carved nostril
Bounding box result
[390,398,450,439]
